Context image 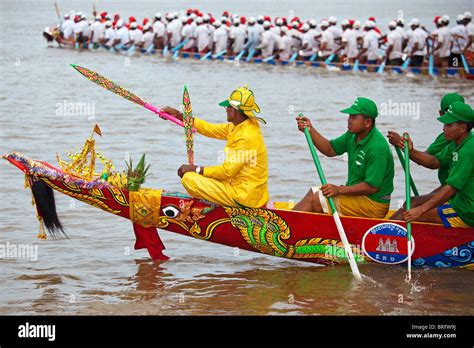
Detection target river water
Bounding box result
[0,0,473,316]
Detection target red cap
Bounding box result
[210,17,215,24]
[114,14,120,20]
[223,11,229,17]
[100,12,107,18]
[138,25,143,31]
[240,16,246,24]
[434,16,441,23]
[291,16,300,22]
[142,18,149,25]
[368,16,376,22]
[187,9,193,15]
[129,16,136,23]
[264,16,271,21]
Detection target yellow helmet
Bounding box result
[219,85,266,123]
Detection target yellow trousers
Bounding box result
[181,172,238,207]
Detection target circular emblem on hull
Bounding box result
[362,223,415,264]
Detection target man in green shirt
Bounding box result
[293,97,395,218]
[391,102,474,227]
[388,92,465,187]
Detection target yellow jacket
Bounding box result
[194,117,269,208]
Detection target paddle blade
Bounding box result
[70,64,146,106]
[182,85,195,165]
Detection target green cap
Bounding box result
[440,93,464,114]
[437,102,474,124]
[340,97,378,119]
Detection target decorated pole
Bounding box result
[404,133,413,281]
[182,86,194,165]
[299,113,362,281]
[70,64,195,132]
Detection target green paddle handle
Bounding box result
[303,126,337,214]
[394,146,419,196]
[404,135,412,241]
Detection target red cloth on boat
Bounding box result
[133,224,169,261]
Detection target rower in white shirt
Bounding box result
[246,17,261,52]
[181,17,195,51]
[61,14,74,40]
[152,13,166,49]
[212,20,228,54]
[407,18,428,67]
[464,12,474,53]
[271,18,284,36]
[90,15,105,44]
[290,21,303,51]
[167,13,182,48]
[433,15,451,69]
[229,20,247,55]
[114,19,130,48]
[301,21,321,59]
[101,21,116,49]
[129,22,143,46]
[257,21,278,58]
[278,26,294,60]
[327,16,343,46]
[141,24,154,51]
[194,17,211,53]
[357,21,379,65]
[385,20,404,66]
[340,20,358,62]
[450,14,468,66]
[204,15,215,51]
[319,20,335,60]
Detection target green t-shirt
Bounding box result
[426,132,450,185]
[330,127,394,204]
[435,133,474,227]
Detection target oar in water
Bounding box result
[309,52,318,62]
[454,37,471,73]
[323,53,335,65]
[145,43,155,54]
[127,44,136,56]
[403,133,413,282]
[262,55,275,62]
[289,51,298,63]
[172,38,190,59]
[213,50,227,59]
[353,59,360,72]
[235,49,246,61]
[182,86,195,165]
[245,48,256,62]
[200,51,212,60]
[401,57,411,70]
[377,59,386,74]
[299,113,362,281]
[162,45,169,56]
[70,64,195,131]
[393,146,419,196]
[427,40,435,76]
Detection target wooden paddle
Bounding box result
[403,133,413,281]
[299,113,362,281]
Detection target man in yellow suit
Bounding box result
[162,86,269,208]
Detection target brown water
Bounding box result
[0,0,473,315]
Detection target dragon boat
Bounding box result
[43,27,474,80]
[3,150,473,269]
